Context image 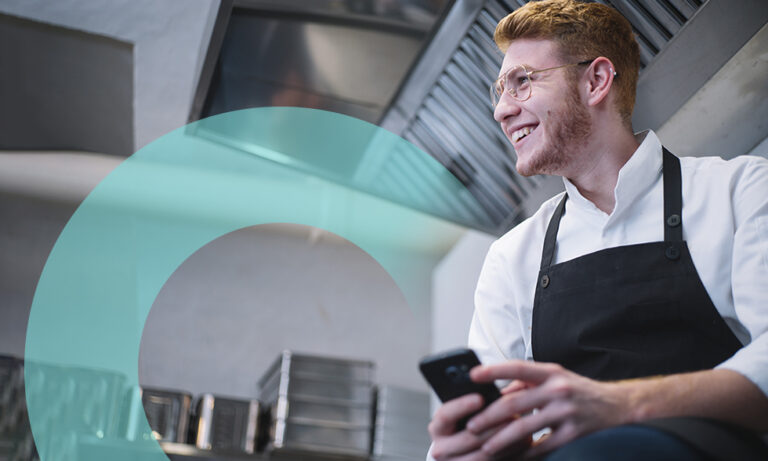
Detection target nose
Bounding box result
[493,91,522,123]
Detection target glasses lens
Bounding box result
[491,66,531,107]
[506,66,531,101]
[490,78,504,107]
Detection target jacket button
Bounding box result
[541,274,550,288]
[665,246,680,260]
[667,214,681,227]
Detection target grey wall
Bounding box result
[748,134,768,158]
[140,224,433,398]
[0,152,124,356]
[0,194,78,358]
[0,186,438,395]
[431,230,494,354]
[0,0,219,151]
[427,230,494,412]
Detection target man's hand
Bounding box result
[428,391,528,460]
[456,360,768,459]
[465,361,633,459]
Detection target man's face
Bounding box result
[493,39,591,177]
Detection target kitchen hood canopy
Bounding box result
[190,0,766,236]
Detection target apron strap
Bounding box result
[662,148,683,242]
[540,147,683,271]
[540,194,568,271]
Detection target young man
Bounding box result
[427,1,768,460]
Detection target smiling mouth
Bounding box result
[511,125,537,144]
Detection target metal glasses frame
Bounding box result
[490,59,595,107]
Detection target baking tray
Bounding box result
[191,394,260,453]
[140,387,192,443]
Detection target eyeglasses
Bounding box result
[490,59,595,107]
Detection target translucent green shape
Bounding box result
[25,108,468,460]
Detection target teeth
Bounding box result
[512,126,534,143]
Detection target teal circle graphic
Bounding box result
[24,107,472,460]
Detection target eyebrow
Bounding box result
[498,64,529,78]
[500,63,535,75]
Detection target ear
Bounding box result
[583,57,616,108]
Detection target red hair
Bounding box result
[495,0,640,126]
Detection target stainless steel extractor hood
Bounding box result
[191,0,768,236]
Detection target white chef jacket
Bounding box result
[469,130,768,399]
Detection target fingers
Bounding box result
[501,380,529,394]
[471,360,562,385]
[481,401,574,456]
[467,383,557,434]
[429,395,515,461]
[523,424,579,459]
[431,447,494,461]
[459,360,622,459]
[477,409,548,454]
[431,450,488,461]
[429,394,485,437]
[490,435,532,461]
[430,426,500,460]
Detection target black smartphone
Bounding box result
[419,348,501,429]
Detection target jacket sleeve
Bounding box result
[716,156,768,398]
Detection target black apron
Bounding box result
[531,149,768,460]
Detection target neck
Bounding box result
[565,128,639,214]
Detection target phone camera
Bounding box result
[445,365,461,381]
[445,365,470,383]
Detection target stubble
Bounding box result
[516,84,592,177]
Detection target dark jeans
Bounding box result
[542,425,706,461]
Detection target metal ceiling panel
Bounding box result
[632,0,768,131]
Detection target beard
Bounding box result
[516,84,592,177]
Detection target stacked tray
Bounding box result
[23,362,126,440]
[21,361,125,461]
[372,386,431,461]
[139,388,192,443]
[0,356,23,435]
[190,394,261,454]
[118,386,192,444]
[258,351,375,458]
[0,356,37,461]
